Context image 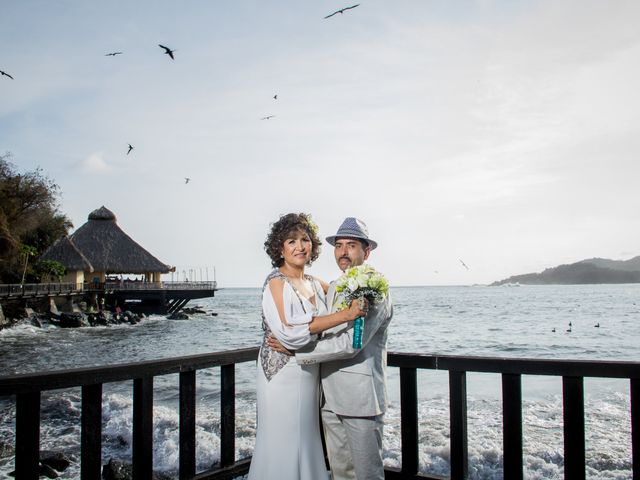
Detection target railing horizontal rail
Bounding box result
[0,348,258,395]
[388,352,640,378]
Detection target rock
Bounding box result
[125,311,140,324]
[8,463,59,479]
[39,463,60,478]
[40,450,71,471]
[183,307,206,314]
[101,459,173,480]
[0,440,14,458]
[59,312,89,328]
[102,458,132,480]
[167,312,189,320]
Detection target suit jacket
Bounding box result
[296,281,393,417]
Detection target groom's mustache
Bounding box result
[339,256,351,262]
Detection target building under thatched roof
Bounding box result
[41,206,172,283]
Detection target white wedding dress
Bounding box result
[247,270,330,480]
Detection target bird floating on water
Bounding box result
[594,323,600,328]
[127,144,134,155]
[0,70,14,80]
[324,4,360,19]
[105,52,123,57]
[261,115,275,120]
[552,328,556,332]
[158,44,176,60]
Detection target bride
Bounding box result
[247,213,367,480]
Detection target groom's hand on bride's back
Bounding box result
[267,335,294,355]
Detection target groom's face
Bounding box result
[334,238,371,272]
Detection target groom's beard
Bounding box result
[338,255,360,271]
[338,256,352,271]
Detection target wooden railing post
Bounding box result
[449,370,468,480]
[15,391,40,480]
[81,383,103,479]
[562,376,585,480]
[502,373,523,480]
[400,367,418,475]
[631,378,639,480]
[180,370,197,480]
[220,364,235,467]
[133,376,154,480]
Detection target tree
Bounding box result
[34,259,66,282]
[0,152,72,283]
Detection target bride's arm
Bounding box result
[267,278,366,336]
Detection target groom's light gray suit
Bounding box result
[297,281,393,480]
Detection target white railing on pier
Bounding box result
[0,283,82,297]
[0,281,217,297]
[103,281,217,291]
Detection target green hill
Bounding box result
[492,256,640,285]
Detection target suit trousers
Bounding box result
[321,407,385,480]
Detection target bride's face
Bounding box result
[281,229,312,268]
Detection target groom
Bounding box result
[289,217,393,480]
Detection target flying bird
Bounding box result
[158,44,176,59]
[127,144,134,155]
[324,4,360,19]
[105,52,123,57]
[184,177,191,184]
[0,70,13,80]
[459,259,469,270]
[261,115,275,120]
[273,94,278,100]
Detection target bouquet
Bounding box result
[335,264,389,348]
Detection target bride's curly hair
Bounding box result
[264,213,321,268]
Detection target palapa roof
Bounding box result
[41,236,94,272]
[41,206,172,274]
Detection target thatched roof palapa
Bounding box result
[41,236,94,272]
[41,206,172,274]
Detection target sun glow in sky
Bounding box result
[2,1,640,287]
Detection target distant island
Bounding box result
[491,256,640,285]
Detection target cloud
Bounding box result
[78,152,111,174]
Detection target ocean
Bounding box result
[0,284,638,479]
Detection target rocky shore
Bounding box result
[0,301,215,331]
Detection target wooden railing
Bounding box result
[0,283,82,298]
[91,281,217,292]
[0,281,217,298]
[385,353,640,480]
[0,351,638,480]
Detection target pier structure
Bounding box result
[6,205,220,313]
[1,350,638,480]
[0,280,217,314]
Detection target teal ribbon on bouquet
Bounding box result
[352,317,364,349]
[334,264,389,350]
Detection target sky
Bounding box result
[1,0,640,287]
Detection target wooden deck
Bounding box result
[1,349,638,480]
